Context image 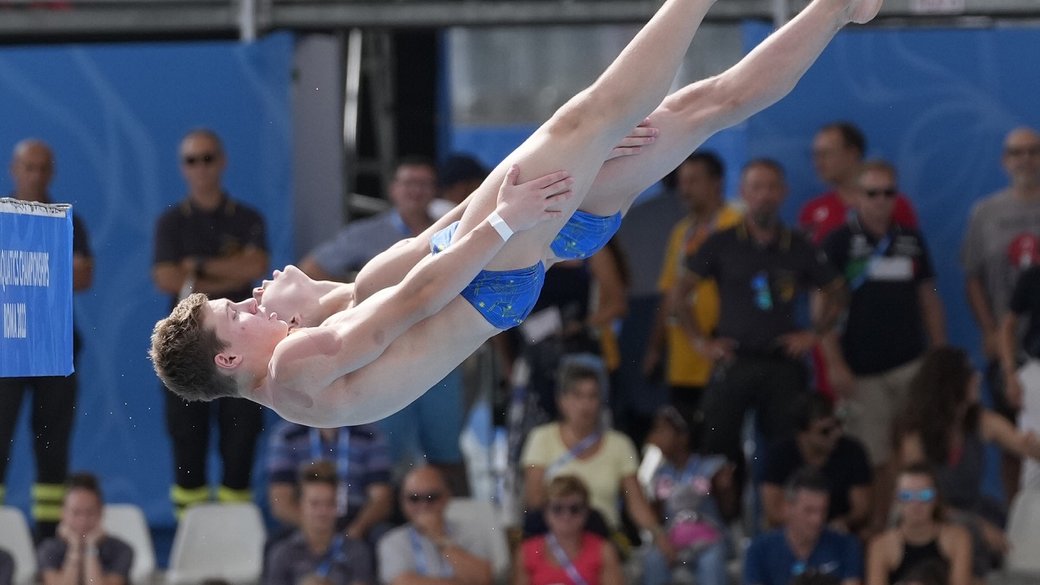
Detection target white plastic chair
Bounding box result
[0,506,36,585]
[444,498,510,583]
[165,502,266,585]
[1005,489,1040,575]
[102,504,156,585]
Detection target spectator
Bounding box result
[820,160,944,529]
[675,159,845,485]
[520,361,670,559]
[377,466,493,585]
[744,468,863,585]
[898,346,1040,577]
[960,127,1040,502]
[429,153,488,218]
[999,263,1040,490]
[266,421,393,553]
[266,461,374,585]
[300,156,468,494]
[38,473,133,585]
[799,122,918,245]
[643,406,735,585]
[646,151,742,435]
[865,464,970,585]
[514,475,623,585]
[761,393,872,533]
[0,547,12,585]
[152,128,268,517]
[0,139,93,539]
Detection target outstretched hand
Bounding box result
[605,118,659,161]
[495,164,575,233]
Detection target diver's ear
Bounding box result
[214,352,241,371]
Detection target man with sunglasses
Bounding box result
[820,159,945,530]
[377,466,493,585]
[151,128,270,518]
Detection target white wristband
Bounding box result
[487,211,514,242]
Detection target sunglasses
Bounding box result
[898,488,936,503]
[548,502,587,517]
[864,187,897,199]
[405,491,443,504]
[182,152,217,166]
[1006,146,1040,157]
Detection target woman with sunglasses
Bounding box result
[897,346,1040,578]
[865,464,970,585]
[514,475,623,585]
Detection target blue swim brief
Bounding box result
[430,222,545,330]
[550,209,623,260]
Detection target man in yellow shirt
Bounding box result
[646,152,741,432]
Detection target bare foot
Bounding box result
[847,0,882,24]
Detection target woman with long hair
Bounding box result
[898,346,1040,577]
[866,464,971,585]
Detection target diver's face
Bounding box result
[253,265,319,327]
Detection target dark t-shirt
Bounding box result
[685,223,839,354]
[37,536,134,582]
[153,194,267,306]
[822,221,935,374]
[0,548,13,585]
[265,532,373,585]
[762,436,872,521]
[744,529,863,585]
[1010,265,1040,359]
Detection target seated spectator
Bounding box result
[266,421,393,550]
[514,475,623,585]
[520,362,669,556]
[266,461,373,585]
[865,464,970,585]
[0,547,12,585]
[643,405,735,585]
[377,466,492,585]
[898,346,1040,576]
[744,468,863,585]
[38,473,133,585]
[761,393,872,533]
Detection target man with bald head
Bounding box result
[377,466,494,585]
[0,139,94,539]
[961,126,1040,500]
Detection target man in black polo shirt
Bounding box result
[151,128,269,518]
[820,159,945,528]
[676,159,845,474]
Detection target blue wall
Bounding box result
[0,34,295,528]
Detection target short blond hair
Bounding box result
[150,292,239,401]
[546,474,590,505]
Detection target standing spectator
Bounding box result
[300,157,468,494]
[266,461,374,585]
[377,466,493,585]
[266,421,394,553]
[744,469,863,585]
[820,160,945,528]
[520,361,671,559]
[0,548,12,585]
[645,152,742,434]
[865,464,971,585]
[676,159,845,476]
[38,473,133,585]
[760,393,872,534]
[1000,264,1040,489]
[643,406,735,585]
[960,127,1040,501]
[152,128,269,517]
[0,139,93,539]
[799,122,918,245]
[514,475,623,585]
[898,346,1040,578]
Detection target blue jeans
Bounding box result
[642,540,728,585]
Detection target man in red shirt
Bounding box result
[799,122,918,244]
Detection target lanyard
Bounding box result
[848,224,894,291]
[314,534,345,578]
[310,429,351,513]
[409,527,453,578]
[547,431,602,478]
[546,534,589,585]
